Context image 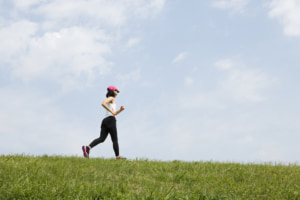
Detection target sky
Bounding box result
[1,0,300,164]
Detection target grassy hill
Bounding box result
[0,155,299,199]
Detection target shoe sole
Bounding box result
[82,146,89,158]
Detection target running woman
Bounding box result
[82,86,126,159]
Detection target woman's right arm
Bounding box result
[102,97,114,115]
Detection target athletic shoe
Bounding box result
[116,156,126,160]
[82,146,89,158]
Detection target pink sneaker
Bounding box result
[82,146,89,158]
[116,156,126,160]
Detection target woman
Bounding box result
[82,85,126,159]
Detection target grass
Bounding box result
[0,155,300,199]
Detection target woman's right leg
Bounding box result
[89,126,109,148]
[82,118,110,158]
[82,126,108,158]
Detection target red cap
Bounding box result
[107,85,119,92]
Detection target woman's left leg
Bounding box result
[109,123,119,157]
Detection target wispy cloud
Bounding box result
[212,0,251,14]
[0,0,166,92]
[268,0,300,37]
[184,76,194,87]
[116,68,141,87]
[11,0,166,28]
[214,58,273,102]
[0,20,38,62]
[172,52,188,63]
[4,26,112,91]
[214,59,235,70]
[127,37,141,48]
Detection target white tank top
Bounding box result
[105,100,116,118]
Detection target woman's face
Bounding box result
[113,90,118,97]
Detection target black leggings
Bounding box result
[89,116,119,156]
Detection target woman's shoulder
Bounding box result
[106,96,115,103]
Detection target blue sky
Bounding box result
[1,0,300,163]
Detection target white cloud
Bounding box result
[11,0,41,10]
[175,58,274,111]
[184,76,194,87]
[11,0,165,29]
[0,88,89,155]
[214,59,234,70]
[268,0,300,37]
[172,52,188,63]
[1,1,166,92]
[127,37,141,48]
[116,68,141,87]
[215,58,272,102]
[0,20,38,62]
[132,0,166,18]
[212,0,251,13]
[8,26,112,91]
[34,0,127,28]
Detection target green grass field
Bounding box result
[0,155,299,199]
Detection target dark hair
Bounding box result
[106,89,116,98]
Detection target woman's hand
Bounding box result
[115,106,125,115]
[112,106,125,116]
